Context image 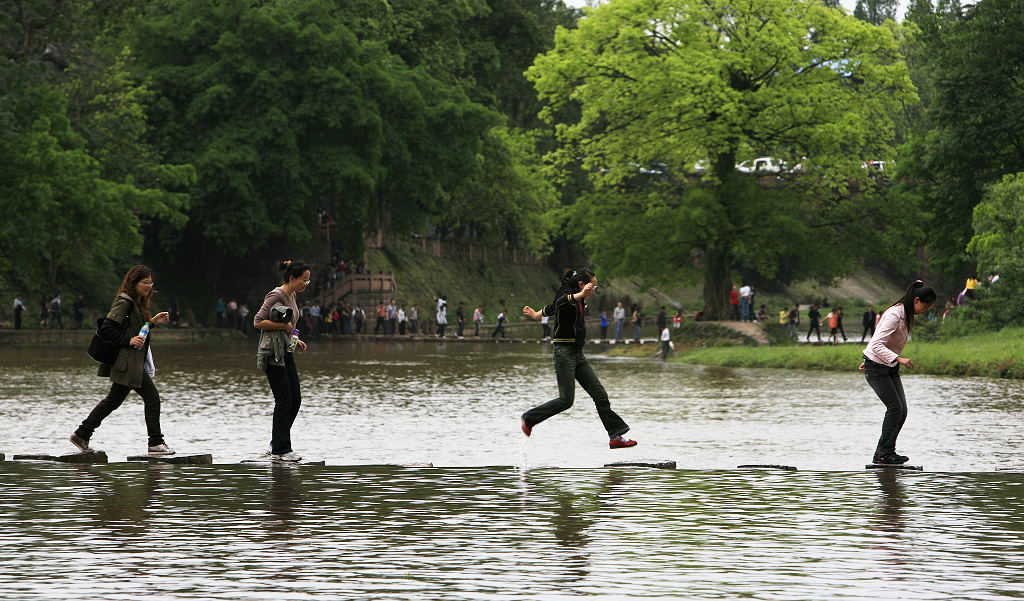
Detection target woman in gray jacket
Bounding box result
[70,265,173,455]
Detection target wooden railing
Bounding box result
[309,272,396,308]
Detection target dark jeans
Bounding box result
[861,325,875,342]
[863,356,907,459]
[76,372,164,446]
[265,353,302,454]
[807,322,820,341]
[492,324,506,338]
[474,321,480,336]
[457,321,465,337]
[522,344,630,438]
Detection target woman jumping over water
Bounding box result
[520,267,637,449]
[860,280,936,465]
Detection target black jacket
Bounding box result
[542,288,587,347]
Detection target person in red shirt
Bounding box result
[730,285,740,321]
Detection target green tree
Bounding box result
[528,0,917,318]
[853,0,899,25]
[133,0,386,269]
[0,78,188,294]
[967,174,1024,287]
[898,0,1024,280]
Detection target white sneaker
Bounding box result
[271,451,302,462]
[148,443,175,456]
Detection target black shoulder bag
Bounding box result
[87,309,128,366]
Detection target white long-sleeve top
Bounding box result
[863,304,908,366]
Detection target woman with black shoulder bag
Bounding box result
[70,265,174,455]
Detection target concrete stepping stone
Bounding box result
[865,464,923,471]
[604,459,676,470]
[737,464,798,471]
[14,451,108,464]
[127,454,213,465]
[240,459,326,466]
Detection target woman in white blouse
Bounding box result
[860,281,936,465]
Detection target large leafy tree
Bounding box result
[134,0,384,266]
[0,0,190,298]
[528,0,916,318]
[898,0,1024,280]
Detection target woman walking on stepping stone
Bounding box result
[253,259,310,462]
[70,265,174,456]
[860,280,936,465]
[520,267,637,449]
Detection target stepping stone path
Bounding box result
[865,464,923,471]
[127,454,213,465]
[240,459,326,466]
[737,464,798,471]
[604,459,676,470]
[14,451,108,464]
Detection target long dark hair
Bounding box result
[279,259,309,283]
[116,265,154,322]
[890,280,936,332]
[558,266,595,295]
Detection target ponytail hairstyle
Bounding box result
[279,259,310,283]
[559,266,596,293]
[117,265,155,322]
[891,280,936,332]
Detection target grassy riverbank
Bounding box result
[672,327,1024,379]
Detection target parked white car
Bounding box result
[736,157,785,174]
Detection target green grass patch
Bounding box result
[673,326,1024,379]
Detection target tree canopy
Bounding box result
[528,0,917,318]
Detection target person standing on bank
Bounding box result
[69,265,174,456]
[860,280,936,465]
[253,260,310,462]
[520,268,637,449]
[861,305,877,343]
[12,296,25,330]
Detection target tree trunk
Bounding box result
[702,247,733,320]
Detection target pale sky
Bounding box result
[562,0,911,21]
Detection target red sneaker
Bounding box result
[521,420,532,437]
[609,436,637,449]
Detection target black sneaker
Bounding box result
[872,453,909,465]
[69,433,92,453]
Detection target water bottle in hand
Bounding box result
[135,321,151,350]
[289,329,300,352]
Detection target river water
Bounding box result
[1,342,1023,599]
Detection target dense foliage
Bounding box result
[1,0,574,307]
[528,0,917,319]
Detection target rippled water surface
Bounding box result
[1,463,1024,600]
[3,342,1024,599]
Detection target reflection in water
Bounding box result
[873,470,907,538]
[523,471,628,585]
[266,464,301,536]
[0,464,1023,599]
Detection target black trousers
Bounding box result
[807,322,821,341]
[265,353,302,455]
[491,324,506,338]
[76,372,164,446]
[863,356,907,459]
[522,344,629,438]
